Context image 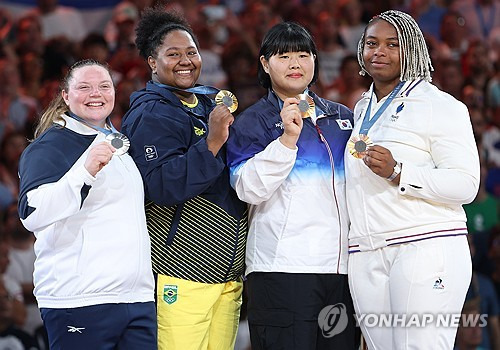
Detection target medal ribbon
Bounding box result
[153,82,220,95]
[66,111,119,136]
[359,81,405,135]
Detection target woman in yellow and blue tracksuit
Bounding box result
[121,8,247,350]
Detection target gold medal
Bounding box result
[347,134,373,158]
[106,132,130,156]
[295,94,315,119]
[215,90,238,113]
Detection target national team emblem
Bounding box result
[194,126,206,136]
[144,145,158,161]
[391,102,405,122]
[163,285,178,304]
[433,278,445,290]
[336,119,353,130]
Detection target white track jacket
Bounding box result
[346,80,480,252]
[18,116,154,308]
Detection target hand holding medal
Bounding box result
[84,141,116,177]
[279,97,304,149]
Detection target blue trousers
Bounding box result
[40,302,157,350]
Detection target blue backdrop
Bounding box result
[4,0,121,9]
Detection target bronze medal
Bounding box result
[347,134,373,158]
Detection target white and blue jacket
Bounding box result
[18,115,154,308]
[227,90,353,275]
[346,80,480,253]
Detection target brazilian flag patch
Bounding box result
[163,285,178,304]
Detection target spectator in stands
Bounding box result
[15,15,44,57]
[4,203,42,338]
[18,53,44,101]
[0,278,37,350]
[315,11,348,90]
[466,235,500,350]
[80,33,110,64]
[29,0,87,42]
[0,238,26,329]
[0,60,39,142]
[433,58,465,100]
[434,10,469,61]
[324,54,370,110]
[452,0,500,44]
[104,1,139,53]
[454,296,484,350]
[0,132,27,200]
[338,0,367,53]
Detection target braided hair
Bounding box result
[357,10,434,82]
[135,7,198,60]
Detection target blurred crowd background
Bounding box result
[0,0,498,349]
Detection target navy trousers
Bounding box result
[40,302,157,350]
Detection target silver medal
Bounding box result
[105,132,130,156]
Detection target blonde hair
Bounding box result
[34,59,112,138]
[357,10,434,82]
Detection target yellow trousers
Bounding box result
[156,274,243,350]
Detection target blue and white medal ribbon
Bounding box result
[348,81,405,158]
[66,112,130,156]
[154,82,238,113]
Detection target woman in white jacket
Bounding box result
[227,22,358,350]
[17,59,156,349]
[345,10,480,350]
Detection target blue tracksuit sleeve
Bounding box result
[123,106,225,207]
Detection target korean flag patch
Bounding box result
[336,119,353,130]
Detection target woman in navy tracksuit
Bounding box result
[226,22,358,350]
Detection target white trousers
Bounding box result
[348,235,472,350]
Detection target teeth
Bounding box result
[87,103,103,107]
[176,70,191,74]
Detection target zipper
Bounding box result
[166,203,184,246]
[315,124,343,273]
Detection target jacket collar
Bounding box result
[57,113,103,136]
[362,79,426,101]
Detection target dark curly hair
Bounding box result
[135,6,199,59]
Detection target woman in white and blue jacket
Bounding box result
[18,59,156,350]
[226,22,358,350]
[346,11,480,350]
